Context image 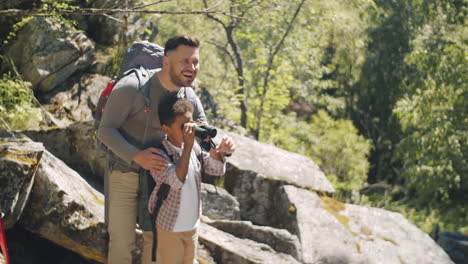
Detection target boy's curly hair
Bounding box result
[158,92,194,126]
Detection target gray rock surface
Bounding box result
[198,223,300,264]
[0,138,43,229]
[15,140,106,263]
[4,17,95,92]
[22,121,107,187]
[435,231,468,264]
[343,203,455,264]
[204,218,301,261]
[41,74,111,124]
[202,183,240,221]
[272,185,454,264]
[224,131,334,193]
[221,130,333,226]
[84,0,158,45]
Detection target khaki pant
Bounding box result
[107,169,155,264]
[156,227,198,264]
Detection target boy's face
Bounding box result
[162,111,193,148]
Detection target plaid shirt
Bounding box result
[147,139,225,232]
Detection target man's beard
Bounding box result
[169,68,195,88]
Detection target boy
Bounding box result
[148,93,234,264]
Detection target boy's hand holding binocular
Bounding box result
[182,122,197,150]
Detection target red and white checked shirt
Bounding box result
[147,139,225,232]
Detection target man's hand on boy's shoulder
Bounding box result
[132,148,168,172]
[216,135,236,155]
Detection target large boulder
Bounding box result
[201,183,240,221]
[0,138,43,229]
[4,139,108,263]
[3,17,95,92]
[198,223,300,264]
[272,185,454,264]
[22,121,107,187]
[436,231,468,264]
[204,218,301,261]
[83,0,158,45]
[222,131,334,226]
[6,225,96,264]
[41,74,111,125]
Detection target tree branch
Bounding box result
[0,8,248,20]
[132,0,173,10]
[207,40,236,71]
[254,0,306,139]
[202,0,228,27]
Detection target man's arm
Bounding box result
[97,76,141,164]
[97,75,167,172]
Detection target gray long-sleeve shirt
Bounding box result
[97,71,207,170]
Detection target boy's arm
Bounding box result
[175,121,197,182]
[175,142,192,182]
[202,135,236,176]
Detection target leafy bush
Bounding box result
[265,110,372,198]
[0,73,43,130]
[393,21,467,205]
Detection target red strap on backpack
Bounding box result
[0,219,10,264]
[101,82,115,98]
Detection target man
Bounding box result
[97,35,235,264]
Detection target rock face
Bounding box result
[4,17,95,92]
[205,218,301,260]
[224,131,333,193]
[222,130,334,226]
[6,138,107,263]
[41,74,111,125]
[198,223,301,264]
[436,231,468,264]
[22,121,107,187]
[0,138,43,229]
[83,0,158,45]
[201,183,240,221]
[271,185,454,264]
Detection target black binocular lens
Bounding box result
[181,123,217,140]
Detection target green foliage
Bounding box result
[266,110,372,197]
[2,17,33,47]
[0,73,43,130]
[38,0,80,27]
[393,6,467,205]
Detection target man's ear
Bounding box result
[162,56,170,69]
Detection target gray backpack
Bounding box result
[93,41,164,127]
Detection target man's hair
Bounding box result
[158,92,194,126]
[164,35,200,56]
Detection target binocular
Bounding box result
[182,123,217,151]
[194,124,217,140]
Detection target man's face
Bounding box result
[166,45,200,88]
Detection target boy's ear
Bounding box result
[161,124,170,134]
